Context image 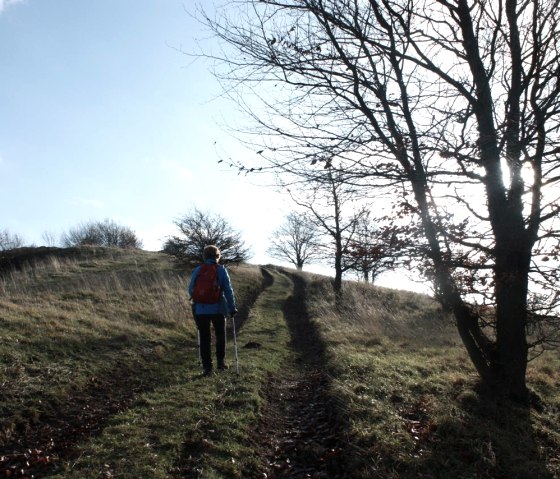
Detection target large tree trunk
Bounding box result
[492,236,531,402]
[412,174,530,402]
[434,251,529,403]
[453,0,530,402]
[333,247,343,303]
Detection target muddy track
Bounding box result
[252,272,351,479]
[232,266,274,332]
[1,268,348,478]
[0,267,272,478]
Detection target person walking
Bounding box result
[189,245,238,376]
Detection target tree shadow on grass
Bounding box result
[251,269,354,479]
[404,388,554,479]
[281,270,327,360]
[274,271,555,479]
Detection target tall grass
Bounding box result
[307,277,459,348]
[1,252,183,445]
[0,250,261,446]
[305,276,560,479]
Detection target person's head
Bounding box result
[203,245,221,261]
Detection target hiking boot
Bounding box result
[217,363,229,370]
[202,368,214,376]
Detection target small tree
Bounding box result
[345,213,401,284]
[164,208,250,265]
[285,168,369,300]
[0,229,24,251]
[61,219,142,249]
[267,212,321,270]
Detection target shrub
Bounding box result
[61,219,143,249]
[0,229,25,251]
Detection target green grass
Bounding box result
[1,248,559,478]
[1,251,194,435]
[305,276,560,479]
[0,247,293,478]
[56,268,293,479]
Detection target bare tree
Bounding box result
[164,208,250,265]
[268,211,321,270]
[198,0,560,402]
[41,231,58,247]
[0,229,24,251]
[61,219,143,249]
[345,211,402,284]
[285,169,370,299]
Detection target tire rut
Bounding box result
[253,272,350,479]
[0,363,157,478]
[169,266,277,478]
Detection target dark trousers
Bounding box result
[195,314,226,370]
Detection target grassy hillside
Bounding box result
[0,247,559,478]
[0,247,277,477]
[303,275,560,478]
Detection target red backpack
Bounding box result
[192,264,222,304]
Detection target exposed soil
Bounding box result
[251,272,352,479]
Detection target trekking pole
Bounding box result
[191,299,201,366]
[197,328,202,365]
[231,314,240,375]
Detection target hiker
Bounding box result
[189,245,238,376]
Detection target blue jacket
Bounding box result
[188,259,237,316]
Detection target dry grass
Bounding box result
[2,249,558,478]
[307,277,459,348]
[0,247,294,478]
[304,275,560,479]
[1,250,189,447]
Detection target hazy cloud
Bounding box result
[0,0,25,13]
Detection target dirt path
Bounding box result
[0,363,159,477]
[253,272,350,479]
[1,268,350,478]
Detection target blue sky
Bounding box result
[0,0,286,261]
[0,0,427,292]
